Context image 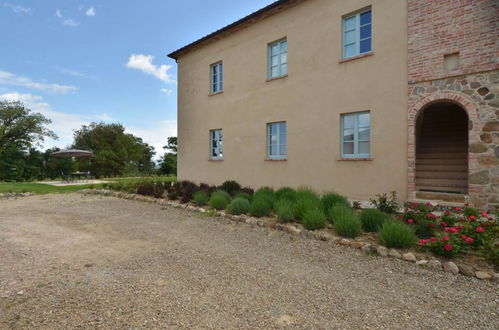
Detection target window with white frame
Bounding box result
[341,112,371,158]
[210,129,223,159]
[210,62,223,93]
[343,9,372,59]
[268,39,288,79]
[267,122,287,159]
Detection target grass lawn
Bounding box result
[0,176,176,195]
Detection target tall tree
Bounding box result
[158,136,177,176]
[72,122,155,177]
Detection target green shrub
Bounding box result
[293,188,321,221]
[378,221,418,248]
[275,187,297,202]
[209,190,231,210]
[234,192,252,202]
[303,208,327,230]
[332,205,361,238]
[250,197,272,217]
[193,191,210,206]
[220,180,241,196]
[321,192,350,211]
[228,197,251,215]
[254,187,274,204]
[274,200,295,223]
[360,209,389,232]
[370,191,399,214]
[136,181,155,196]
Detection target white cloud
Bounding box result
[55,67,88,78]
[0,70,77,94]
[126,54,175,84]
[85,6,95,16]
[0,92,113,149]
[3,2,32,14]
[161,88,173,96]
[55,9,79,27]
[127,120,177,158]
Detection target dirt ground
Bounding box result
[0,194,497,329]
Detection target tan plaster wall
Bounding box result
[176,0,408,201]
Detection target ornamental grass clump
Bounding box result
[378,221,418,248]
[193,191,210,206]
[332,205,361,238]
[293,188,321,221]
[321,192,350,214]
[275,187,297,202]
[253,187,275,206]
[249,197,272,217]
[209,190,231,210]
[274,199,295,223]
[227,197,251,215]
[303,208,327,230]
[234,192,252,202]
[360,209,389,232]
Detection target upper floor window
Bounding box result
[210,129,223,159]
[210,62,223,93]
[341,112,370,158]
[268,39,288,79]
[267,122,287,159]
[343,9,372,59]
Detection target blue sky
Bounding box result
[0,0,275,157]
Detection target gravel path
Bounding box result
[0,194,497,329]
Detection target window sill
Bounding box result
[208,158,224,162]
[266,74,288,83]
[265,158,287,162]
[339,52,374,64]
[337,157,373,161]
[208,91,223,97]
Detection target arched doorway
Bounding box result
[415,102,469,195]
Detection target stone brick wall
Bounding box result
[408,0,499,84]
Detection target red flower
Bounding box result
[460,235,468,240]
[441,236,450,241]
[429,224,435,229]
[426,202,432,206]
[444,227,452,233]
[420,239,427,245]
[469,215,476,221]
[429,237,437,243]
[427,214,437,219]
[481,212,488,217]
[439,221,448,227]
[412,203,419,208]
[465,237,474,244]
[444,244,453,252]
[407,219,414,224]
[459,217,465,222]
[455,207,462,212]
[475,227,484,233]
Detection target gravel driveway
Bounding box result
[0,194,497,329]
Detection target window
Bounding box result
[343,9,372,59]
[341,112,370,158]
[210,62,223,93]
[267,122,287,159]
[268,39,287,79]
[210,129,223,159]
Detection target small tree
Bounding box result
[158,136,177,176]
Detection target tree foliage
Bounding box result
[72,122,155,177]
[158,136,177,176]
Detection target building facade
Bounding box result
[169,0,499,209]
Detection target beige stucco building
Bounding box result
[169,0,499,208]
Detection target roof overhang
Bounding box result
[167,0,306,60]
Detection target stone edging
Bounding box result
[0,192,34,199]
[80,189,498,283]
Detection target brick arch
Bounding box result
[407,91,480,198]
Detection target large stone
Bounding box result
[470,82,481,89]
[488,99,499,108]
[479,156,499,166]
[469,170,490,185]
[388,249,402,259]
[427,259,442,269]
[480,133,493,143]
[475,271,492,280]
[469,143,488,153]
[477,87,490,96]
[377,246,389,257]
[402,252,417,262]
[496,146,499,158]
[482,121,499,131]
[458,264,475,277]
[361,244,378,255]
[443,261,459,275]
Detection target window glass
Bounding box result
[342,112,371,157]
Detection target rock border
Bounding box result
[0,192,34,199]
[80,189,498,282]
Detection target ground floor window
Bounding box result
[267,122,287,159]
[210,129,223,159]
[341,112,370,158]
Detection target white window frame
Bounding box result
[210,129,223,159]
[342,8,372,59]
[341,112,371,158]
[267,122,287,159]
[268,39,288,79]
[210,62,223,93]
